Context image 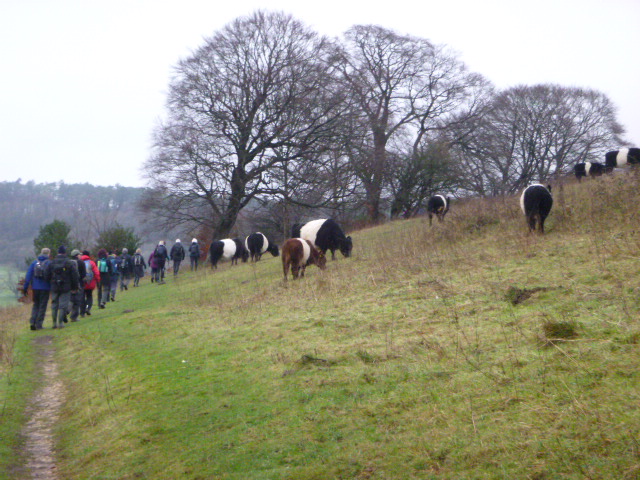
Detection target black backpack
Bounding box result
[34,259,48,279]
[50,259,69,287]
[134,254,142,266]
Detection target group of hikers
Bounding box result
[21,238,202,330]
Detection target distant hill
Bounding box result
[0,180,172,270]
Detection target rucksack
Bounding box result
[98,258,109,273]
[120,256,128,271]
[51,260,68,287]
[156,245,168,258]
[110,257,119,274]
[134,254,142,266]
[34,259,48,279]
[83,259,94,284]
[189,244,200,256]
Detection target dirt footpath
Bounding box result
[21,335,64,480]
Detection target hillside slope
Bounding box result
[2,174,640,479]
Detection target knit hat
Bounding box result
[70,249,81,257]
[122,248,128,254]
[176,239,181,243]
[192,238,198,243]
[58,245,66,254]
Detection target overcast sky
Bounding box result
[1,0,638,188]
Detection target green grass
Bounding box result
[3,174,640,479]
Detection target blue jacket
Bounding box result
[24,255,51,292]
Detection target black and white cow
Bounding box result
[520,184,553,234]
[426,195,450,226]
[573,161,605,181]
[604,147,640,172]
[244,232,279,262]
[208,238,249,268]
[291,218,352,260]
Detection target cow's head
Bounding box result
[340,236,353,258]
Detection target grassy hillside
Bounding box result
[2,174,640,479]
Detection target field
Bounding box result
[0,266,20,308]
[1,175,640,479]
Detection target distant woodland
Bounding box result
[0,181,163,270]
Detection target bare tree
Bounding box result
[144,11,344,240]
[335,25,492,222]
[455,84,625,195]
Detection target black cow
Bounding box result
[426,195,450,226]
[574,161,605,181]
[604,147,640,172]
[244,232,279,262]
[208,238,249,268]
[520,184,553,234]
[291,218,352,260]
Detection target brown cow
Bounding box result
[282,238,326,281]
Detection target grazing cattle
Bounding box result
[426,195,450,226]
[281,238,326,281]
[208,238,249,268]
[604,147,640,172]
[291,218,352,260]
[520,184,553,234]
[244,232,279,262]
[574,161,605,181]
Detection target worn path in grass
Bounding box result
[21,335,63,480]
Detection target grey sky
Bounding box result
[1,0,638,188]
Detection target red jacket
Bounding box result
[80,254,101,290]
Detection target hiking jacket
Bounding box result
[132,253,146,276]
[170,243,185,261]
[120,253,133,276]
[96,255,113,283]
[148,253,159,270]
[153,244,169,268]
[49,254,80,293]
[108,254,120,278]
[73,256,87,284]
[189,242,200,258]
[24,254,51,292]
[80,254,100,290]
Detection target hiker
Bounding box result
[23,247,52,330]
[68,249,86,322]
[80,250,100,316]
[132,248,146,287]
[108,251,120,301]
[96,249,113,309]
[153,240,170,284]
[170,239,185,276]
[49,246,79,329]
[189,238,201,271]
[148,251,158,283]
[119,247,133,291]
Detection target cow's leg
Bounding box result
[283,261,290,281]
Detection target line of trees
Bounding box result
[142,10,625,240]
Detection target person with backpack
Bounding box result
[80,250,100,316]
[23,247,52,330]
[119,247,133,291]
[68,249,86,322]
[132,248,146,287]
[108,251,120,302]
[153,240,170,284]
[96,249,113,309]
[188,238,201,271]
[170,239,185,277]
[49,245,79,329]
